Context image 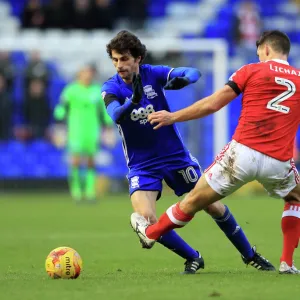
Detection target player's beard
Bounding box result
[119,70,131,81]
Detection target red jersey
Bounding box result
[229,59,300,161]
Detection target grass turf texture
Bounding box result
[0,192,299,300]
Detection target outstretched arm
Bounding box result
[164,67,201,90]
[169,67,201,83]
[106,100,136,123]
[148,85,237,129]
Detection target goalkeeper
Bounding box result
[54,65,113,202]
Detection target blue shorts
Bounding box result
[127,154,201,200]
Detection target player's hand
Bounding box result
[148,110,175,130]
[131,73,143,104]
[164,77,190,90]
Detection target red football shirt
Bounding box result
[228,59,300,161]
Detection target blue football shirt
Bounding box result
[102,64,190,169]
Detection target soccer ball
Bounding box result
[45,246,83,279]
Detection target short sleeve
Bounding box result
[227,65,251,94]
[99,97,114,126]
[99,86,113,126]
[151,65,174,86]
[101,80,121,107]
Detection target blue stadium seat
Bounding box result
[0,151,12,167]
[0,165,23,177]
[27,140,54,153]
[6,140,26,153]
[1,0,299,180]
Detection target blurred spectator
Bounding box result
[44,0,72,29]
[21,0,46,29]
[0,74,12,140]
[88,62,101,83]
[294,0,300,8]
[92,0,113,30]
[24,51,51,94]
[233,1,261,60]
[23,79,51,140]
[0,51,15,93]
[70,0,94,30]
[19,0,149,30]
[113,0,148,30]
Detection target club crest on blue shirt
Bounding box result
[143,85,158,99]
[131,176,140,188]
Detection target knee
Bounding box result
[71,156,81,167]
[87,158,95,168]
[283,184,300,204]
[87,162,95,169]
[284,197,300,204]
[72,161,80,168]
[284,192,300,204]
[204,201,226,218]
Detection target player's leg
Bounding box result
[129,174,203,273]
[133,142,275,270]
[82,140,98,202]
[69,154,82,202]
[260,158,300,273]
[131,174,219,247]
[162,152,255,264]
[205,200,256,264]
[144,174,226,239]
[280,184,300,274]
[84,155,97,202]
[68,139,83,201]
[133,173,274,271]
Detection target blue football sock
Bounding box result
[214,205,254,259]
[158,230,199,260]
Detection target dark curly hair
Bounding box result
[256,30,290,55]
[106,30,147,64]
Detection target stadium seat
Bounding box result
[1,0,300,181]
[6,140,26,153]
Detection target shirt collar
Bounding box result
[268,59,289,65]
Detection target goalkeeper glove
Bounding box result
[164,77,190,90]
[54,104,66,120]
[131,73,143,104]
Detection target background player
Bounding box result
[133,30,300,274]
[102,30,274,274]
[54,65,113,203]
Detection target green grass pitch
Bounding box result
[0,192,300,300]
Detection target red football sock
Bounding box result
[280,203,300,267]
[146,202,194,240]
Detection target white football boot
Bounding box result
[292,262,300,274]
[130,213,155,249]
[279,261,300,274]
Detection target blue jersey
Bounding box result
[102,64,190,170]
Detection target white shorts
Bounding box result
[204,140,300,198]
